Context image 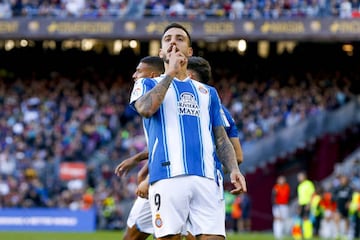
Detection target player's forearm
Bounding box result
[137,161,149,183]
[134,150,149,163]
[230,138,243,164]
[135,75,174,118]
[214,127,240,173]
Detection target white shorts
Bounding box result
[272,204,289,219]
[148,175,225,238]
[126,197,154,234]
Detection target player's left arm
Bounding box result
[210,86,247,194]
[229,137,243,164]
[221,104,243,164]
[213,126,247,194]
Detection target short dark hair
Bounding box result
[140,56,165,74]
[162,22,192,46]
[187,56,212,83]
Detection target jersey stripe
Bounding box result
[130,76,225,184]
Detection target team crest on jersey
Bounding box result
[198,86,208,94]
[177,92,200,117]
[155,213,163,228]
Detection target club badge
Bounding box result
[155,213,163,228]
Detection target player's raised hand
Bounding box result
[164,44,187,77]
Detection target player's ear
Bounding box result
[186,70,193,78]
[159,48,164,58]
[187,47,193,57]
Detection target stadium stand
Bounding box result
[1,0,360,19]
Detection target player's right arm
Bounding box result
[136,174,150,199]
[114,150,149,177]
[133,46,184,118]
[134,74,173,118]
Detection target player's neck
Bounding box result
[175,72,188,81]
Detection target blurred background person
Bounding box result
[309,183,322,237]
[272,175,291,240]
[239,192,252,232]
[296,171,315,239]
[332,174,353,239]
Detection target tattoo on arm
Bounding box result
[135,75,173,117]
[214,126,238,172]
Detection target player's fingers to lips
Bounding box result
[167,44,174,53]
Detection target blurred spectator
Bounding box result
[318,187,337,239]
[124,0,146,18]
[239,192,252,231]
[231,194,242,232]
[0,0,12,18]
[349,186,360,239]
[331,175,353,238]
[224,187,237,231]
[64,0,85,17]
[167,0,185,17]
[339,0,353,18]
[230,0,244,19]
[3,0,360,18]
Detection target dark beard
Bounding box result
[161,56,169,64]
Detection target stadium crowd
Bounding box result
[0,47,356,229]
[0,0,360,19]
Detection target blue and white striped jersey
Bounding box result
[130,75,226,184]
[215,105,240,183]
[222,105,239,138]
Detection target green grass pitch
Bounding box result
[0,231,297,240]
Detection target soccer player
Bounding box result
[131,56,165,81]
[116,56,244,240]
[119,55,164,240]
[129,22,246,239]
[186,56,243,166]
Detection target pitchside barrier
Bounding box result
[0,208,96,232]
